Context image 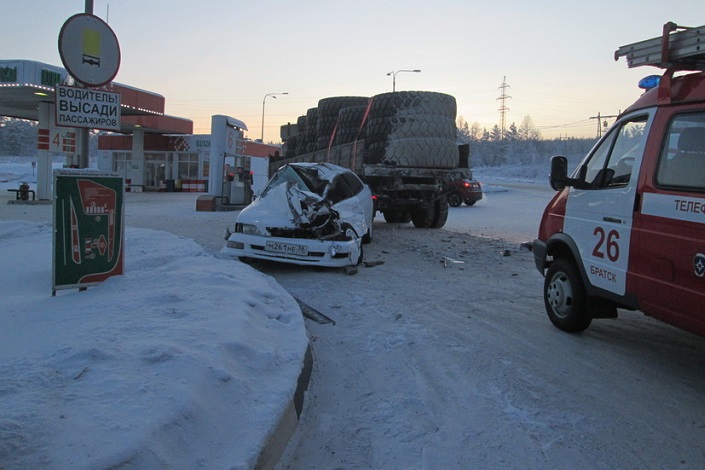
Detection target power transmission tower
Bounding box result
[497,76,512,140]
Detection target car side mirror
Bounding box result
[549,156,569,191]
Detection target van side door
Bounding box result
[631,110,705,334]
[563,114,652,300]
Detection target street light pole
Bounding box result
[386,69,421,92]
[261,92,288,142]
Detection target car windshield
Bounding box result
[260,165,328,198]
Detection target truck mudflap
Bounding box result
[532,238,548,273]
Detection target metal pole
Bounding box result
[80,0,95,168]
[261,95,270,142]
[261,92,288,142]
[386,69,421,92]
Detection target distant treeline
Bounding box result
[0,117,37,156]
[458,116,597,170]
[1,116,597,171]
[0,117,99,157]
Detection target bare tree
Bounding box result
[518,115,541,141]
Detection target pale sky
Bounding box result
[2,1,703,141]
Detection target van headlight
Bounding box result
[236,223,262,236]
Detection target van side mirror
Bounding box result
[549,156,569,191]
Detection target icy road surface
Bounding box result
[130,187,705,469]
[15,187,704,469]
[266,219,705,469]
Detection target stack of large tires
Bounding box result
[283,135,298,158]
[294,115,308,156]
[363,91,458,168]
[334,105,368,146]
[303,108,318,154]
[315,96,369,150]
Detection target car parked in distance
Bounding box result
[446,177,483,207]
[223,162,374,267]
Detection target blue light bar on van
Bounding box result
[638,75,661,90]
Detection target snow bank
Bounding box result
[0,221,308,469]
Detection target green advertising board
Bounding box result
[53,170,124,294]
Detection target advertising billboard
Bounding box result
[53,170,124,294]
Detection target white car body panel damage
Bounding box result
[223,163,373,267]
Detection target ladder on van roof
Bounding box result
[615,22,705,70]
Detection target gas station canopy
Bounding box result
[0,60,192,134]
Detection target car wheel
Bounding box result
[544,258,592,332]
[341,223,363,266]
[464,199,477,206]
[448,192,462,207]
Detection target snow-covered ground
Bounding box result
[0,155,548,469]
[4,156,705,470]
[0,157,309,469]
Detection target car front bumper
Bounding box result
[223,233,361,267]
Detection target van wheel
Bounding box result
[544,258,592,332]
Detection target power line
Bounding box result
[589,112,620,138]
[537,118,592,129]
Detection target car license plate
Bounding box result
[265,241,308,256]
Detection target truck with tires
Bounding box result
[272,91,468,228]
[533,22,705,337]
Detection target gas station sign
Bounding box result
[53,170,124,294]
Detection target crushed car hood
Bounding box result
[237,181,332,230]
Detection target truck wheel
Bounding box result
[383,210,408,223]
[383,210,401,223]
[431,196,449,228]
[411,205,434,228]
[448,192,462,207]
[544,258,592,332]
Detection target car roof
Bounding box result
[288,162,351,180]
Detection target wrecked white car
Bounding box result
[223,162,374,267]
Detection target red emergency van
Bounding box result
[533,22,705,336]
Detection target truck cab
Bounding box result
[533,22,705,337]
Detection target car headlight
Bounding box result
[236,223,263,236]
